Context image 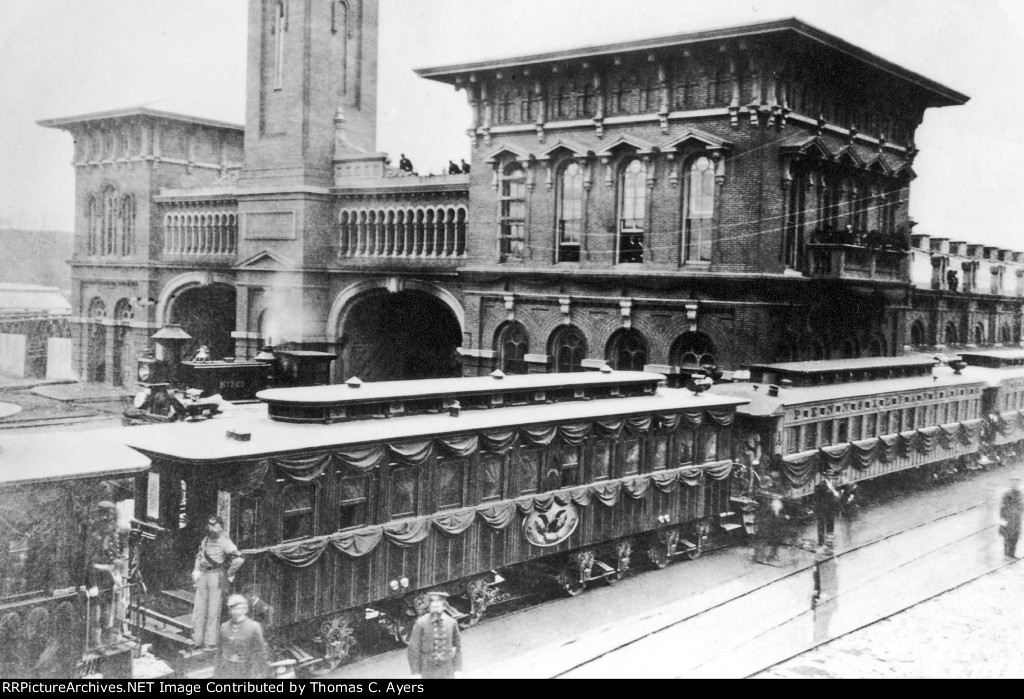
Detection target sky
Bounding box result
[1,0,1023,250]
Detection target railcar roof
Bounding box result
[711,366,988,417]
[750,356,935,374]
[960,348,1024,361]
[0,428,150,487]
[124,389,747,464]
[257,370,662,406]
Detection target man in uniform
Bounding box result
[191,515,244,649]
[814,473,842,553]
[214,595,271,679]
[1000,476,1024,558]
[407,591,463,679]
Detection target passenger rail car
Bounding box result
[710,357,989,497]
[960,349,1024,462]
[0,431,150,679]
[122,371,748,668]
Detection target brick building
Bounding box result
[38,4,1024,385]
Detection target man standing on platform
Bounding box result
[1000,476,1024,558]
[215,595,271,679]
[814,474,842,553]
[191,515,244,649]
[408,591,463,679]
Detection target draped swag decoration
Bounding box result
[240,460,739,567]
[992,412,1024,441]
[219,408,733,495]
[779,419,986,486]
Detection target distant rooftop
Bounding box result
[38,106,244,132]
[0,283,71,315]
[417,18,968,108]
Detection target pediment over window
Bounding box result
[658,128,733,153]
[483,142,533,164]
[535,138,593,161]
[865,155,895,176]
[235,248,296,271]
[894,162,917,181]
[833,145,867,170]
[779,135,834,162]
[595,134,658,157]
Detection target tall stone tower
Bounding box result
[232,0,379,354]
[240,0,378,187]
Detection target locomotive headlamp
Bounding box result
[400,577,410,588]
[389,580,400,591]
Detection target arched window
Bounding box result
[102,185,118,256]
[557,162,583,262]
[87,297,106,319]
[618,158,646,263]
[709,66,729,106]
[910,320,926,346]
[684,156,715,263]
[607,329,648,371]
[673,67,696,110]
[841,336,858,359]
[86,196,99,256]
[945,321,959,345]
[274,1,286,90]
[499,164,526,262]
[867,336,886,357]
[549,326,587,373]
[975,324,986,345]
[281,482,315,542]
[670,332,715,368]
[113,298,134,323]
[784,167,810,270]
[1001,325,1013,344]
[494,322,529,375]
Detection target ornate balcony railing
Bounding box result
[163,207,238,256]
[338,205,467,259]
[807,243,910,282]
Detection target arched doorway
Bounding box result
[336,290,461,382]
[111,299,134,387]
[167,285,236,360]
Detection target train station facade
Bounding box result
[39,1,1024,385]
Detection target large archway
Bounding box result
[336,290,462,382]
[167,284,236,360]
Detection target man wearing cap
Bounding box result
[407,591,463,679]
[814,474,842,553]
[1000,476,1024,558]
[214,595,271,679]
[191,515,244,649]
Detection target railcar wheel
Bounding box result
[557,568,586,597]
[685,547,702,561]
[647,545,669,569]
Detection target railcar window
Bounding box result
[2,538,29,599]
[435,459,467,510]
[865,413,877,437]
[787,427,799,453]
[178,481,188,530]
[652,435,669,471]
[559,447,582,487]
[390,466,419,519]
[146,472,161,520]
[702,429,718,462]
[282,483,316,541]
[803,424,817,450]
[836,420,849,444]
[479,453,505,502]
[821,420,834,446]
[950,402,959,421]
[892,410,903,432]
[850,415,862,441]
[338,475,370,530]
[622,439,641,475]
[679,430,696,465]
[517,450,542,495]
[905,408,915,430]
[591,440,612,480]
